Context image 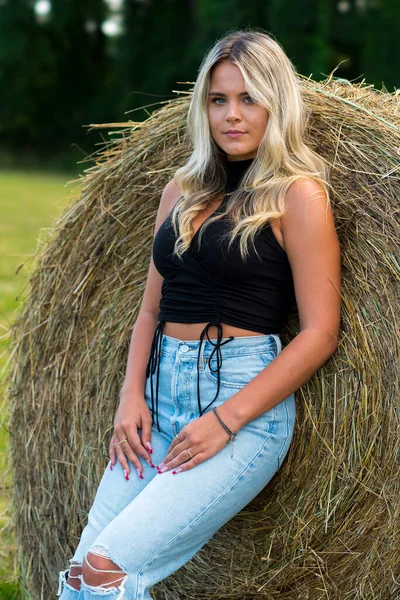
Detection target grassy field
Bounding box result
[0,169,82,596]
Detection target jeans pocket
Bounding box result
[204,350,275,389]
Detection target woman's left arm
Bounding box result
[219,177,342,431]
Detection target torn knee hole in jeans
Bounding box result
[82,545,128,593]
[68,560,82,580]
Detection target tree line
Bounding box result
[0,0,398,170]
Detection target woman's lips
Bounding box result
[225,132,246,138]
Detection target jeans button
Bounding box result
[180,344,190,352]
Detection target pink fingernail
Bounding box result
[124,469,129,480]
[146,442,153,454]
[110,463,113,471]
[137,468,144,480]
[172,468,182,474]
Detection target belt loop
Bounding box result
[271,333,282,355]
[198,335,206,371]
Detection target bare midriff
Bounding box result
[163,321,266,341]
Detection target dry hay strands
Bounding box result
[4,76,400,600]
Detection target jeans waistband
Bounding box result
[160,331,281,360]
[145,320,282,434]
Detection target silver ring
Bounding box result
[176,433,182,442]
[186,448,192,460]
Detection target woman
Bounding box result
[57,28,341,600]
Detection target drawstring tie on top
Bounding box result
[145,320,235,432]
[196,321,234,417]
[145,319,165,432]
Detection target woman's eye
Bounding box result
[211,96,254,104]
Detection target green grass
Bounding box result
[0,169,81,595]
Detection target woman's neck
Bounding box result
[224,157,254,193]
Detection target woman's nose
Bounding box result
[226,103,243,120]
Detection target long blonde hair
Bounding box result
[171,27,333,261]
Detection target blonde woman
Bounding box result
[57,28,341,600]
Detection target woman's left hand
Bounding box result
[156,410,233,474]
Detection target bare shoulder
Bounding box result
[282,177,333,225]
[161,178,183,212]
[153,177,183,233]
[279,177,338,248]
[272,178,332,252]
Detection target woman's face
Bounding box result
[207,60,269,161]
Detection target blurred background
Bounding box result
[0,0,398,596]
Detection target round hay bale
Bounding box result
[5,76,400,600]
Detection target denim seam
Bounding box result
[171,357,180,418]
[135,430,275,589]
[277,399,290,469]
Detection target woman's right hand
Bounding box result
[109,390,155,479]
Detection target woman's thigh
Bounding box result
[68,345,180,566]
[70,428,172,564]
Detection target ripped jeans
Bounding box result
[57,332,296,599]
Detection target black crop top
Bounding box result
[145,158,296,431]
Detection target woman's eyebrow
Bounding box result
[208,91,249,96]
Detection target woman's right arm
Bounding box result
[120,178,182,398]
[109,178,182,478]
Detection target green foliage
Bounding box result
[0,169,76,590]
[0,0,398,169]
[0,0,110,156]
[0,581,23,600]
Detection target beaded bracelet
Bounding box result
[212,407,236,458]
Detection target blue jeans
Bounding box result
[57,332,296,600]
